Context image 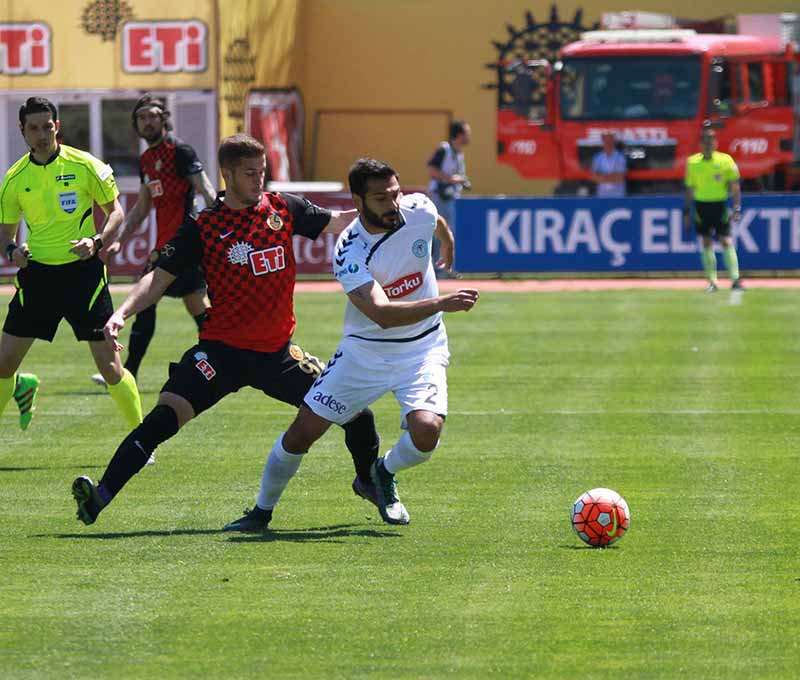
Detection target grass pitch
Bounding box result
[1,287,798,678]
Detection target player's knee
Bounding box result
[283,406,331,453]
[157,392,195,428]
[408,412,443,453]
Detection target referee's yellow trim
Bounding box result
[14,273,23,307]
[87,264,108,310]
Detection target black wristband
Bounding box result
[5,243,17,260]
[92,235,104,252]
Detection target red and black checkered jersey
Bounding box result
[157,192,331,352]
[139,135,204,249]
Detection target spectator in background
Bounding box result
[427,120,471,277]
[591,132,627,198]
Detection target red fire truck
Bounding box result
[497,28,799,193]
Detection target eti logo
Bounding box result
[0,23,51,75]
[122,20,207,73]
[147,179,163,197]
[249,245,286,276]
[194,352,216,381]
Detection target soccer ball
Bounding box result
[571,488,630,547]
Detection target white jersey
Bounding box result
[334,193,444,346]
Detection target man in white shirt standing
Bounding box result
[223,158,479,531]
[427,120,471,277]
[591,132,627,198]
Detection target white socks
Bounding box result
[383,431,434,475]
[256,433,305,510]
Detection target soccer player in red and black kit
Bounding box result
[71,134,380,525]
[93,94,216,387]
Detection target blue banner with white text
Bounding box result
[454,194,800,272]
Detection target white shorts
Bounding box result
[303,335,449,427]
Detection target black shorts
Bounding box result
[142,249,206,299]
[693,201,731,238]
[3,257,113,342]
[160,339,324,416]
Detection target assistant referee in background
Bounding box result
[684,127,744,292]
[0,97,142,431]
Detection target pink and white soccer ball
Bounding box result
[571,487,630,547]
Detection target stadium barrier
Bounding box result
[454,193,800,273]
[3,192,799,279]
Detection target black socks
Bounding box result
[98,404,180,501]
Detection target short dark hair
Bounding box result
[19,97,57,126]
[348,158,398,197]
[131,93,172,132]
[218,133,265,170]
[449,119,468,140]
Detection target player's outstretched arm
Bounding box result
[105,267,177,351]
[348,281,478,329]
[324,209,359,234]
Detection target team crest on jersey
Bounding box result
[267,213,284,231]
[155,159,163,171]
[148,179,163,197]
[58,191,78,214]
[412,239,428,258]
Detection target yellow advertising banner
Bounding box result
[216,0,303,139]
[0,0,216,91]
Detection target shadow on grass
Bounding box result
[226,524,401,544]
[51,388,160,396]
[558,543,621,550]
[38,529,223,539]
[37,523,400,542]
[0,465,104,472]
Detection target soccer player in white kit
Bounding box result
[223,158,479,531]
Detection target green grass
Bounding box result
[1,288,799,679]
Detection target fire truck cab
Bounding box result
[497,29,799,193]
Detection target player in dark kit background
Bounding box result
[92,94,217,387]
[72,133,381,526]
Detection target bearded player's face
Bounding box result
[227,155,266,206]
[135,107,166,144]
[358,175,403,231]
